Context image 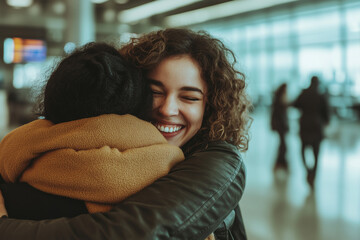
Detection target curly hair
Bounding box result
[120,28,252,152]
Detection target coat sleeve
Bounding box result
[0,141,246,240]
[0,182,88,220]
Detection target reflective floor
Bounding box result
[241,107,360,240]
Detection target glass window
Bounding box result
[296,10,341,44]
[346,5,360,41]
[347,43,360,96]
[273,49,294,87]
[298,44,342,87]
[195,0,360,111]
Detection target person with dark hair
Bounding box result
[40,42,152,123]
[271,83,289,171]
[0,42,184,218]
[293,76,330,188]
[0,28,251,240]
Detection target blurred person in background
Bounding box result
[271,83,289,172]
[0,28,251,240]
[293,76,330,189]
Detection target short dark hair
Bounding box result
[37,42,152,124]
[310,76,319,87]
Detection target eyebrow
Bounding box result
[148,78,205,95]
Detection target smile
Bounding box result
[154,124,183,133]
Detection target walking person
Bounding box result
[293,76,330,188]
[271,83,289,172]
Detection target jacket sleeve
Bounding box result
[0,141,246,240]
[0,182,88,220]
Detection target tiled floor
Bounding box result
[241,107,360,240]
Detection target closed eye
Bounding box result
[151,90,163,95]
[182,96,201,101]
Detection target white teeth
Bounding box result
[155,124,182,133]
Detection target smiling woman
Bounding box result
[121,28,250,154]
[149,54,207,147]
[0,28,251,240]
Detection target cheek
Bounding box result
[152,98,161,111]
[187,105,205,128]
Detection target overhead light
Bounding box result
[6,0,33,8]
[115,0,129,4]
[64,42,76,54]
[103,9,116,22]
[91,0,109,4]
[3,38,15,64]
[52,1,66,15]
[118,0,201,24]
[165,0,298,27]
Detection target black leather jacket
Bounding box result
[0,141,246,240]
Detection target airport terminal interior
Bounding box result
[0,0,360,239]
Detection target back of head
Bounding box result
[310,76,319,89]
[40,42,152,124]
[276,83,287,96]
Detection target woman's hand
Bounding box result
[0,190,8,217]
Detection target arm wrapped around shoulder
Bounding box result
[0,141,246,240]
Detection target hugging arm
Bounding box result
[0,141,246,240]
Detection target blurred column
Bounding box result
[289,6,299,84]
[65,0,95,46]
[0,89,9,135]
[339,0,349,93]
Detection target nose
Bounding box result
[157,95,179,117]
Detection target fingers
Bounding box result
[0,190,8,217]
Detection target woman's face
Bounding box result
[148,55,207,147]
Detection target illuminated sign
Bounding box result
[3,37,47,64]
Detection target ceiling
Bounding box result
[1,0,300,28]
[0,0,300,53]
